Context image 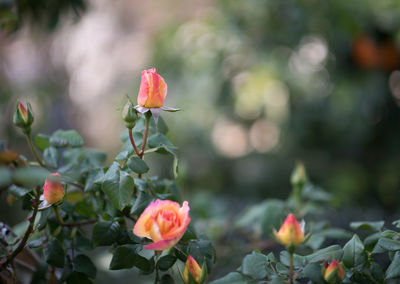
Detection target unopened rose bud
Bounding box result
[137,68,167,108]
[122,99,138,129]
[43,173,64,204]
[324,260,345,284]
[274,213,304,247]
[290,162,308,188]
[13,100,34,134]
[184,255,206,284]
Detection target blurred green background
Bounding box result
[1,0,400,281]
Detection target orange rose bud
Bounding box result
[324,260,345,283]
[184,255,204,284]
[274,213,304,246]
[137,68,167,108]
[133,199,190,250]
[13,100,34,134]
[43,173,64,204]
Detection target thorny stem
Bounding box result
[52,206,96,227]
[26,133,46,168]
[0,187,40,271]
[128,128,141,157]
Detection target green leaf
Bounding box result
[241,251,269,279]
[147,134,177,152]
[74,254,96,279]
[131,189,152,216]
[44,239,65,268]
[364,232,380,251]
[260,200,286,235]
[50,129,84,148]
[127,157,149,174]
[43,146,59,168]
[393,220,400,229]
[236,200,285,235]
[13,167,50,187]
[102,162,134,210]
[302,262,325,284]
[306,245,343,262]
[209,272,248,284]
[160,274,174,284]
[0,167,12,187]
[92,221,120,246]
[386,251,400,279]
[28,236,47,248]
[370,262,384,283]
[109,244,152,272]
[267,278,287,284]
[342,234,366,269]
[8,185,31,198]
[35,134,50,152]
[302,183,332,202]
[157,255,177,271]
[377,238,400,251]
[66,272,93,284]
[350,221,385,231]
[279,251,306,267]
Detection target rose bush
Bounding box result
[1,68,400,283]
[0,68,215,283]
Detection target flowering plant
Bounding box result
[0,68,215,283]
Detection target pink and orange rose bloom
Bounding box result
[274,213,304,247]
[42,173,64,205]
[133,199,190,250]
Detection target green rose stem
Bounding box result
[52,206,96,227]
[26,133,46,168]
[288,247,294,284]
[0,187,40,271]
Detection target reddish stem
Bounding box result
[128,128,141,157]
[0,189,40,271]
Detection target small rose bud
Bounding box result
[274,213,304,247]
[324,260,345,284]
[137,68,167,108]
[290,162,308,188]
[122,98,138,129]
[13,100,34,134]
[184,255,206,284]
[43,173,64,205]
